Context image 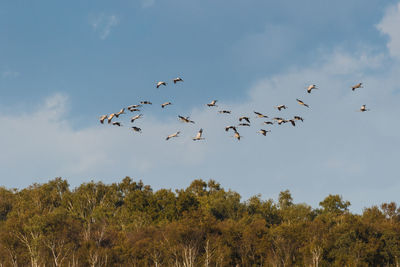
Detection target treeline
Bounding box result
[0,178,400,267]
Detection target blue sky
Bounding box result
[1,0,400,212]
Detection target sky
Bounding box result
[1,0,400,212]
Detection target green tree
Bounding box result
[319,194,350,214]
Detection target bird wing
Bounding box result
[195,129,203,139]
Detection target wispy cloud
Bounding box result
[141,0,155,8]
[90,14,120,40]
[377,2,400,58]
[2,3,400,212]
[2,71,20,79]
[1,45,400,212]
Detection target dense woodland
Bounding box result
[0,178,400,267]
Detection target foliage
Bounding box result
[0,177,399,266]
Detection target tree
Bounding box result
[278,190,293,209]
[381,202,400,223]
[319,194,350,214]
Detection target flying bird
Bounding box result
[225,125,237,132]
[352,83,363,91]
[128,108,141,112]
[258,129,271,136]
[263,121,274,125]
[131,114,143,123]
[166,131,180,140]
[359,105,370,112]
[140,101,152,105]
[275,105,287,111]
[131,126,142,132]
[128,104,142,109]
[296,99,309,108]
[219,110,231,114]
[115,108,125,117]
[239,116,250,123]
[173,77,183,84]
[193,129,205,141]
[178,115,195,124]
[307,84,318,93]
[254,111,268,118]
[233,131,242,141]
[207,100,218,107]
[288,120,296,127]
[112,122,122,127]
[107,113,116,124]
[293,116,304,122]
[273,117,288,125]
[238,123,251,127]
[161,102,172,108]
[100,115,107,124]
[156,81,167,88]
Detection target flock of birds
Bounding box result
[99,79,369,141]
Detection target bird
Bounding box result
[258,129,271,136]
[254,111,268,118]
[288,120,296,127]
[193,129,204,141]
[140,101,152,105]
[166,131,180,140]
[352,83,363,91]
[296,99,309,108]
[173,77,183,84]
[239,116,250,123]
[131,114,143,123]
[161,102,172,108]
[273,117,287,125]
[156,81,167,88]
[128,108,141,112]
[100,115,107,124]
[115,108,125,117]
[307,84,318,93]
[225,125,237,132]
[107,113,116,124]
[263,121,274,125]
[238,123,250,127]
[233,131,242,141]
[293,116,304,122]
[219,110,231,114]
[359,105,370,112]
[273,117,284,121]
[275,105,288,111]
[131,126,142,133]
[178,115,195,124]
[207,100,218,107]
[112,122,122,127]
[128,104,142,109]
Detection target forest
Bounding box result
[0,177,400,267]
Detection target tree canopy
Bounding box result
[0,177,399,267]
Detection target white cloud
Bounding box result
[377,2,400,58]
[1,46,400,212]
[3,4,400,211]
[90,14,120,40]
